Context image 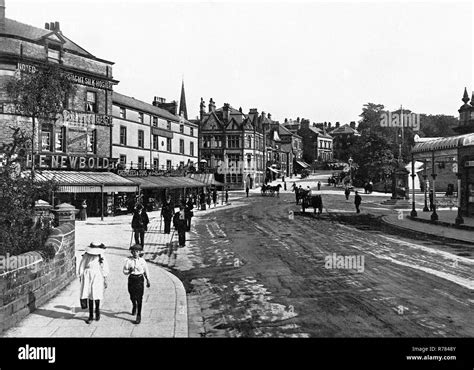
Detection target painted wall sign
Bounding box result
[17,62,114,90]
[26,154,114,170]
[55,109,113,128]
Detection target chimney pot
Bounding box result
[45,22,50,30]
[50,22,55,30]
[55,21,60,31]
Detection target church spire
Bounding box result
[179,79,188,120]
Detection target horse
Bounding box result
[261,184,268,196]
[267,184,282,197]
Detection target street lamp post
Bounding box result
[410,153,417,217]
[423,159,429,212]
[348,156,353,186]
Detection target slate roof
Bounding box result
[330,124,359,135]
[113,92,186,123]
[3,18,97,59]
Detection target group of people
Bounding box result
[78,241,151,325]
[344,187,362,213]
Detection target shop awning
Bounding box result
[412,133,474,154]
[267,167,280,174]
[295,160,310,169]
[35,171,139,193]
[127,176,207,190]
[187,173,225,186]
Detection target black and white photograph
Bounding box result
[0,0,473,367]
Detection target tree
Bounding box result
[419,114,458,138]
[6,63,75,175]
[0,127,57,256]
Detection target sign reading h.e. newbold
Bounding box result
[26,154,114,170]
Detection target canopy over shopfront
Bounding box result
[411,133,474,220]
[128,176,207,189]
[294,160,310,169]
[187,173,225,187]
[35,170,139,193]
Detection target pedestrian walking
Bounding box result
[212,188,218,207]
[123,244,151,324]
[291,182,297,192]
[246,184,250,197]
[78,242,109,324]
[206,190,211,208]
[79,200,88,221]
[173,205,187,247]
[345,186,351,200]
[161,197,174,234]
[314,194,323,215]
[284,181,287,191]
[131,204,149,248]
[185,195,194,231]
[199,191,206,210]
[355,191,362,213]
[225,187,229,204]
[317,181,321,191]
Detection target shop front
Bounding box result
[412,133,474,221]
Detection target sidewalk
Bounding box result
[382,209,474,244]
[2,216,188,338]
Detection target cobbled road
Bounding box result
[171,191,474,337]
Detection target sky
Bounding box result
[7,0,474,124]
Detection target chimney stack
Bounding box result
[208,98,216,113]
[0,0,5,33]
[153,97,177,115]
[336,122,340,128]
[45,22,50,30]
[350,121,356,129]
[222,103,230,121]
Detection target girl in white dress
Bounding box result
[78,242,109,324]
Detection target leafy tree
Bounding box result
[6,63,75,174]
[419,114,458,137]
[0,127,57,256]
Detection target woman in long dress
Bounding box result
[78,242,109,324]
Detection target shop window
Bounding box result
[120,126,127,145]
[166,160,172,170]
[138,130,144,148]
[55,127,66,152]
[86,91,97,113]
[138,156,145,169]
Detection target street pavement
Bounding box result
[2,213,188,338]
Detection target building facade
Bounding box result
[198,99,265,189]
[0,1,138,216]
[111,92,198,171]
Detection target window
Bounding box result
[87,129,96,154]
[47,48,60,63]
[138,112,144,123]
[228,135,240,148]
[86,91,97,113]
[166,160,172,170]
[179,139,185,154]
[41,130,51,152]
[166,138,172,152]
[167,121,171,130]
[119,155,127,167]
[153,135,159,150]
[138,130,144,148]
[180,125,184,134]
[120,126,127,145]
[247,135,252,149]
[190,127,194,137]
[138,156,145,169]
[55,127,65,152]
[152,116,158,127]
[153,158,159,169]
[120,107,126,119]
[190,142,194,157]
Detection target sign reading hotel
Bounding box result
[17,62,114,90]
[26,154,115,170]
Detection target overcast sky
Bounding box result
[8,0,474,124]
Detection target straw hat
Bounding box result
[85,241,106,255]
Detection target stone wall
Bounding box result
[0,222,76,334]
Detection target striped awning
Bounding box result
[295,160,310,169]
[35,171,138,193]
[412,133,474,154]
[187,173,225,186]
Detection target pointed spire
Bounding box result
[179,79,188,120]
[462,87,470,104]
